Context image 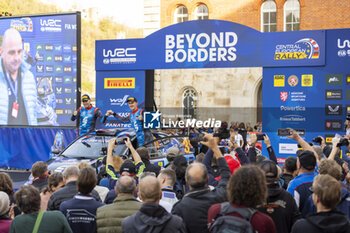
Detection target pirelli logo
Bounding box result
[104,78,135,89]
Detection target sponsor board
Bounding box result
[325,104,342,115]
[325,119,343,131]
[55,87,62,95]
[55,55,63,62]
[64,76,72,83]
[55,108,64,115]
[54,44,62,52]
[64,87,72,94]
[274,38,320,60]
[36,65,44,73]
[45,44,53,51]
[45,65,53,72]
[326,74,343,85]
[55,76,63,83]
[325,89,343,100]
[346,89,350,100]
[325,134,335,144]
[280,92,288,101]
[40,19,62,32]
[36,44,43,51]
[56,98,63,104]
[279,143,298,154]
[287,75,298,87]
[103,47,137,64]
[104,78,135,89]
[46,54,53,62]
[301,74,313,87]
[274,75,285,87]
[10,17,33,32]
[110,95,129,106]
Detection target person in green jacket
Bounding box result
[9,185,72,233]
[96,175,142,233]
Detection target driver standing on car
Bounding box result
[71,94,106,136]
[105,97,152,147]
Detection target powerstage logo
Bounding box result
[274,38,319,60]
[165,32,238,63]
[103,48,136,64]
[143,111,222,129]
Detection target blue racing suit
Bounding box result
[110,107,145,146]
[71,105,105,136]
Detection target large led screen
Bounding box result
[0,12,80,127]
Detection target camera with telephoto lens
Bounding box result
[312,136,322,144]
[337,138,350,148]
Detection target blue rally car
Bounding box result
[46,128,195,173]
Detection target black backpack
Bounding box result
[209,202,257,233]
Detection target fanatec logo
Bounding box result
[109,95,129,106]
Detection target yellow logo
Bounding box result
[327,92,332,96]
[104,78,135,89]
[274,75,285,87]
[302,75,313,87]
[326,137,333,143]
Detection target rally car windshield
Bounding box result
[61,135,128,159]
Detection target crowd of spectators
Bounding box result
[1,127,350,233]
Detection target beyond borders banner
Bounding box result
[96,20,325,71]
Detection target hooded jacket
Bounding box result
[122,203,186,233]
[291,209,350,233]
[258,182,301,233]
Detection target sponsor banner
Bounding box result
[301,74,313,87]
[96,70,146,129]
[325,104,342,115]
[325,119,343,131]
[104,78,135,89]
[274,75,285,87]
[279,143,298,154]
[96,20,325,70]
[326,74,343,86]
[325,89,342,100]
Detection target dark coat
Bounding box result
[47,181,101,210]
[122,203,185,233]
[171,156,231,233]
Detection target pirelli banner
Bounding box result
[96,70,145,129]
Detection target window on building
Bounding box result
[195,4,209,20]
[261,0,277,32]
[174,6,188,23]
[182,87,197,119]
[284,0,300,31]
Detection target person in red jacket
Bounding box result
[208,166,277,233]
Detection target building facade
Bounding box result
[145,0,350,124]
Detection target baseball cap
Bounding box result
[260,160,278,181]
[127,97,137,103]
[0,191,10,216]
[298,150,316,170]
[120,161,136,175]
[82,94,90,101]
